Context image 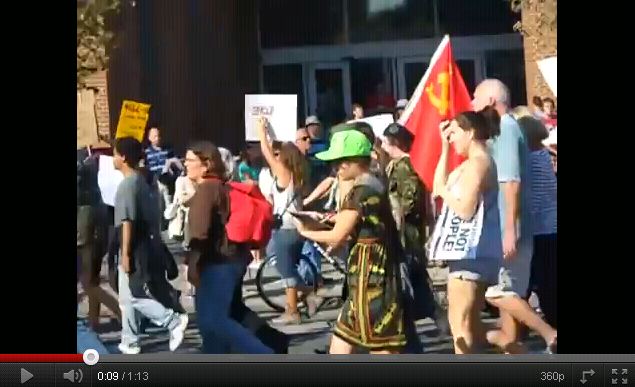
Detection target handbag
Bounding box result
[426,198,485,261]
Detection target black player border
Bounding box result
[2,356,633,387]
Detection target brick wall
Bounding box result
[520,0,557,103]
[84,71,111,141]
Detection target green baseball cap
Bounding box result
[316,129,372,161]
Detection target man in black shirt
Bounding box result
[77,148,121,330]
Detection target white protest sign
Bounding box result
[427,201,484,261]
[245,95,297,142]
[538,56,557,97]
[348,114,395,139]
[97,155,124,207]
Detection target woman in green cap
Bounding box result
[295,129,406,354]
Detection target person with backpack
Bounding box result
[256,117,320,325]
[185,140,273,354]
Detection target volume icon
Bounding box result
[62,369,83,383]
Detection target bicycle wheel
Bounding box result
[256,254,319,313]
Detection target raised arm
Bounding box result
[256,117,288,184]
[433,123,451,198]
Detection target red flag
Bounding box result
[398,35,473,191]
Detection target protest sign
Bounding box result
[538,56,557,97]
[245,95,297,141]
[77,89,100,149]
[427,201,484,261]
[347,114,395,139]
[115,100,151,142]
[97,155,124,207]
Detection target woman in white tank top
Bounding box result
[256,117,319,325]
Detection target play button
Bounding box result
[21,368,33,384]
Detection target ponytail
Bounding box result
[478,106,501,139]
[455,107,501,140]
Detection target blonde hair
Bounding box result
[511,105,533,120]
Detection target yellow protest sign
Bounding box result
[115,100,151,142]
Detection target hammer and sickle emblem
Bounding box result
[425,71,450,115]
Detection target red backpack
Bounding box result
[222,181,274,248]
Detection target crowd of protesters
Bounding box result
[77,77,557,355]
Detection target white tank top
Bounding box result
[272,179,301,229]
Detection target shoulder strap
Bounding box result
[273,178,298,216]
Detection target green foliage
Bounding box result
[77,0,121,89]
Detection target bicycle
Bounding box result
[256,241,347,314]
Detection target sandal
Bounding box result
[303,293,324,318]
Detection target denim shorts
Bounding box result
[447,256,501,285]
[485,242,533,298]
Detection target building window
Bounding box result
[347,0,436,42]
[438,0,517,36]
[404,61,428,99]
[259,0,344,48]
[456,59,476,95]
[263,64,306,126]
[485,49,527,107]
[351,58,394,113]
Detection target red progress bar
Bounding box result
[0,354,84,362]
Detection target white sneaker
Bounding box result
[118,343,141,355]
[169,313,189,351]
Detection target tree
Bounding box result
[509,0,557,101]
[77,0,121,89]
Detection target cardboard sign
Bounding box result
[347,114,395,139]
[245,95,297,142]
[538,56,557,97]
[115,100,151,142]
[77,89,100,149]
[427,201,484,261]
[97,155,124,207]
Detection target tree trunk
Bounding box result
[520,0,557,103]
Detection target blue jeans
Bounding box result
[298,241,322,284]
[195,262,273,354]
[77,319,110,354]
[118,266,179,347]
[271,229,304,288]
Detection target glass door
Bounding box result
[308,62,352,136]
[397,56,429,100]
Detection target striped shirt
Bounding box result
[530,149,557,235]
[144,146,171,176]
